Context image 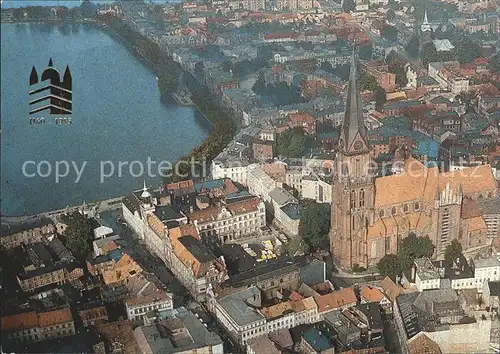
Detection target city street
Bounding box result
[99,210,191,308]
[98,210,238,353]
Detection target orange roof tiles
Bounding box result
[465,216,487,232]
[166,179,194,192]
[169,224,208,278]
[1,311,38,331]
[289,112,315,124]
[38,308,73,327]
[101,254,143,285]
[360,286,386,303]
[261,301,293,320]
[408,333,442,354]
[375,158,496,207]
[314,288,357,313]
[226,197,262,214]
[379,276,402,302]
[461,198,481,219]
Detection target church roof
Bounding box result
[339,48,368,155]
[374,158,496,207]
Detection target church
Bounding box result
[329,51,498,270]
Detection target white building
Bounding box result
[413,257,442,291]
[188,197,266,243]
[121,182,157,241]
[302,176,332,204]
[211,160,250,186]
[213,286,319,345]
[473,257,500,292]
[269,187,303,236]
[124,273,173,324]
[246,166,277,203]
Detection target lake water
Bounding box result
[1,23,211,215]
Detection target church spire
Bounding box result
[339,47,368,155]
[421,10,431,32]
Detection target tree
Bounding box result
[157,73,178,98]
[359,71,378,92]
[378,254,401,280]
[358,45,373,61]
[375,86,386,111]
[488,52,500,73]
[389,62,408,87]
[252,72,266,95]
[61,212,95,260]
[444,239,463,263]
[342,0,356,13]
[299,202,331,252]
[284,236,307,257]
[454,37,482,64]
[405,35,420,59]
[386,9,396,21]
[398,233,435,271]
[382,26,398,43]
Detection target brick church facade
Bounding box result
[329,51,498,270]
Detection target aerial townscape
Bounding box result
[1,0,500,353]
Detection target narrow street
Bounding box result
[99,210,191,308]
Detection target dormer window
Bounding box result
[403,204,409,213]
[391,207,397,216]
[379,209,385,218]
[414,202,420,211]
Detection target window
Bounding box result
[414,202,420,211]
[350,190,356,209]
[392,207,397,216]
[359,189,365,208]
[403,204,409,213]
[379,209,385,218]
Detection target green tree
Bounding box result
[398,233,435,271]
[382,25,398,42]
[359,71,378,92]
[444,239,463,263]
[389,62,408,87]
[61,212,95,260]
[421,42,440,67]
[488,52,500,73]
[284,236,307,257]
[405,35,420,59]
[454,37,482,64]
[252,72,266,95]
[157,73,178,97]
[299,202,331,251]
[375,86,386,111]
[377,254,401,280]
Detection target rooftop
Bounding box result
[135,308,222,353]
[217,286,264,327]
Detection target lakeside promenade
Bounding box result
[1,195,125,224]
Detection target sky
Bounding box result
[1,0,179,8]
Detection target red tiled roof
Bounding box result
[314,288,357,313]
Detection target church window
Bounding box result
[392,207,397,216]
[379,209,385,218]
[350,190,356,209]
[403,204,409,213]
[414,202,420,211]
[359,189,365,208]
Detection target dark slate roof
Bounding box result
[299,258,326,286]
[477,196,500,215]
[355,302,383,330]
[122,194,142,215]
[395,292,421,340]
[488,281,500,296]
[178,235,215,263]
[154,205,184,222]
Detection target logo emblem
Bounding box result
[29,58,72,115]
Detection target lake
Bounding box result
[1,23,211,215]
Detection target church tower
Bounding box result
[419,10,433,56]
[330,49,375,270]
